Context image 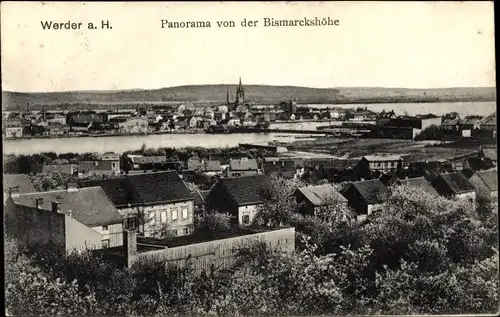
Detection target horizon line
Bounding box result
[2,84,496,95]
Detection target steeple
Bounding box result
[226,88,230,104]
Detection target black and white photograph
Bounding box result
[2,1,498,316]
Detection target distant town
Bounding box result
[2,78,497,142]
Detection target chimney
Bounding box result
[68,209,72,218]
[67,182,78,192]
[52,201,61,213]
[35,198,44,210]
[9,186,20,198]
[123,229,138,269]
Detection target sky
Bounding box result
[1,1,496,92]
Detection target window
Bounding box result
[102,225,108,231]
[112,162,117,169]
[183,227,189,235]
[182,207,188,220]
[148,211,156,226]
[242,214,250,225]
[102,239,110,248]
[160,211,168,223]
[171,208,178,221]
[171,229,178,236]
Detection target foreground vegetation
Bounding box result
[5,182,498,316]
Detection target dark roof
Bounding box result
[13,187,123,226]
[398,177,440,197]
[297,184,347,206]
[349,179,389,204]
[473,170,498,191]
[3,174,37,194]
[219,175,270,206]
[437,172,475,194]
[80,171,193,207]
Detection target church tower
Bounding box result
[235,77,245,106]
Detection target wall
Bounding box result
[65,216,103,252]
[143,200,195,237]
[227,170,259,177]
[238,204,260,226]
[455,191,476,203]
[6,204,66,252]
[5,127,23,137]
[135,228,295,272]
[91,222,124,248]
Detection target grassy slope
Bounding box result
[2,85,496,111]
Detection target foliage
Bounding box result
[27,171,115,191]
[194,212,232,234]
[414,124,443,141]
[4,183,499,316]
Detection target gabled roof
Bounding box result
[482,148,497,161]
[479,113,496,126]
[12,187,123,226]
[398,177,439,197]
[229,158,258,171]
[80,171,193,207]
[297,184,347,206]
[473,170,498,191]
[348,179,389,204]
[128,155,167,164]
[204,160,221,172]
[219,174,270,206]
[436,172,475,194]
[3,174,37,194]
[363,155,403,162]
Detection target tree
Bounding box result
[253,176,304,227]
[194,212,232,235]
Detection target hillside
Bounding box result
[2,85,496,111]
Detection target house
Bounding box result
[127,155,167,170]
[80,171,195,237]
[432,172,476,202]
[4,127,24,138]
[480,147,497,166]
[187,157,203,171]
[295,184,348,217]
[396,177,440,197]
[117,117,148,133]
[355,155,404,177]
[45,124,68,135]
[5,185,124,251]
[189,116,202,128]
[261,160,297,179]
[42,163,78,175]
[70,122,93,133]
[78,154,120,176]
[205,174,270,226]
[46,115,67,125]
[469,170,498,200]
[203,160,222,175]
[341,179,389,220]
[227,157,259,177]
[4,174,37,199]
[174,117,189,130]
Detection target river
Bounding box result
[2,133,320,155]
[3,101,496,155]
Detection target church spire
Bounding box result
[238,77,243,92]
[226,88,230,104]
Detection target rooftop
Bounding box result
[229,158,259,171]
[349,179,389,204]
[474,170,498,191]
[218,174,270,206]
[12,187,123,226]
[398,177,440,197]
[297,184,347,206]
[363,155,403,162]
[3,174,37,195]
[80,171,193,207]
[437,172,476,194]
